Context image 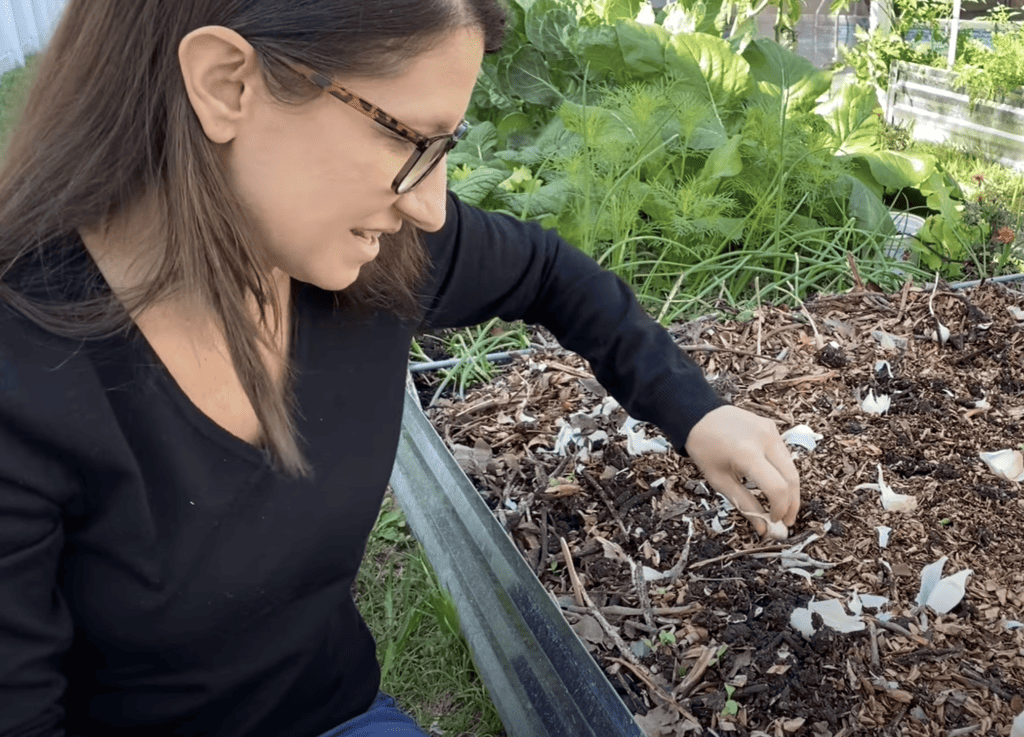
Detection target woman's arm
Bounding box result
[418,192,799,532]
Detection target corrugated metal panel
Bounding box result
[886,61,1024,171]
[0,0,65,74]
[390,385,645,737]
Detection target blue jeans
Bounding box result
[315,692,427,736]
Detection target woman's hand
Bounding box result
[683,405,800,539]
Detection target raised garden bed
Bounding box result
[407,280,1024,735]
[886,61,1024,171]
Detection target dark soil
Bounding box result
[415,281,1024,736]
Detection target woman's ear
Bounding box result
[178,26,262,144]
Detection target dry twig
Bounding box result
[559,536,584,608]
[674,645,716,699]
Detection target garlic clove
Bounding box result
[741,510,789,540]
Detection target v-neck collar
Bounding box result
[47,230,309,467]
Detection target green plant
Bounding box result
[658,630,677,647]
[0,56,39,157]
[833,0,951,92]
[356,497,503,734]
[409,339,431,364]
[487,37,943,317]
[428,319,530,404]
[721,684,740,716]
[953,6,1024,103]
[876,117,913,152]
[904,143,1024,280]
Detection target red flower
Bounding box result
[972,173,985,184]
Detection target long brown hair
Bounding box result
[0,0,507,478]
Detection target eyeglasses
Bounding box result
[269,54,469,194]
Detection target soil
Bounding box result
[413,280,1024,737]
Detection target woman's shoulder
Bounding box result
[0,238,126,453]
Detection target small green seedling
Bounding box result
[721,684,740,716]
[658,630,677,647]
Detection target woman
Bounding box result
[0,1,800,735]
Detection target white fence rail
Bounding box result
[0,0,66,75]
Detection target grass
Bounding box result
[0,58,505,735]
[0,55,38,154]
[355,496,505,735]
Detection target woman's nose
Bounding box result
[393,162,448,232]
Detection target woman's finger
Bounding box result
[759,433,801,526]
[704,471,769,536]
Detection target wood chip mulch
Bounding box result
[417,280,1024,737]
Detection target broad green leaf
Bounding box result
[815,81,881,154]
[591,0,645,23]
[688,118,729,149]
[614,20,670,79]
[455,121,499,163]
[742,38,832,110]
[662,0,723,36]
[575,24,629,80]
[499,177,574,220]
[922,169,961,216]
[449,167,508,207]
[698,134,744,184]
[496,112,533,148]
[524,0,576,61]
[861,151,936,190]
[840,156,884,201]
[845,175,894,233]
[500,47,563,106]
[665,33,754,114]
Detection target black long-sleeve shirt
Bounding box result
[0,193,724,737]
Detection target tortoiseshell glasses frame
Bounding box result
[269,54,469,194]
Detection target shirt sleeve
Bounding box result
[0,334,78,737]
[418,191,727,453]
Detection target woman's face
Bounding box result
[226,27,485,292]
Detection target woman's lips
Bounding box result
[351,229,380,258]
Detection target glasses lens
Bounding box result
[397,137,452,194]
